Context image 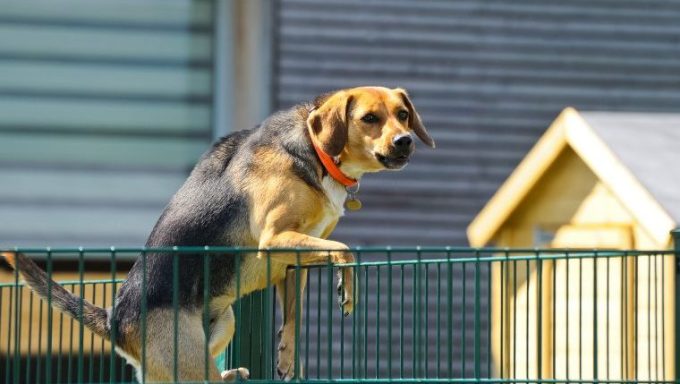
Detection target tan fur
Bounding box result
[308,91,354,156]
[134,309,224,382]
[275,269,308,378]
[395,88,434,148]
[1,251,15,267]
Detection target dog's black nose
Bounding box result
[393,134,413,149]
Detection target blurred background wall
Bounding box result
[2,0,680,248]
[0,0,679,248]
[274,0,680,247]
[0,0,273,248]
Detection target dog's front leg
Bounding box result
[258,230,355,315]
[258,231,356,380]
[275,268,307,381]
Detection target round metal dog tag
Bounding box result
[344,198,362,211]
[344,183,362,211]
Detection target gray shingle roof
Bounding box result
[581,111,680,224]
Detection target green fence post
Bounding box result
[673,229,680,382]
[234,292,267,379]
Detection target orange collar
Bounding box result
[310,141,358,188]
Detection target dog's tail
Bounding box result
[1,251,110,340]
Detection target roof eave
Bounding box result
[466,107,576,247]
[567,112,676,247]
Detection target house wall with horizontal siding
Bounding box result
[273,0,680,378]
[0,0,215,248]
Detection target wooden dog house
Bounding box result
[468,107,679,380]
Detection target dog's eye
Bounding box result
[361,113,379,124]
[397,110,409,121]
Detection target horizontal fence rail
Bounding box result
[0,247,677,384]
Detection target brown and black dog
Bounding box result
[3,86,434,382]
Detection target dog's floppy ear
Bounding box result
[307,91,354,156]
[395,88,435,148]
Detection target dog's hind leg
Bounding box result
[140,308,224,382]
[209,305,250,381]
[209,305,235,356]
[276,269,308,381]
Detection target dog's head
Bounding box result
[307,86,434,176]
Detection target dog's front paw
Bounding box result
[221,367,249,381]
[337,268,355,316]
[276,339,303,381]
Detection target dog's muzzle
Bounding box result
[376,134,414,169]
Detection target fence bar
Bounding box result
[536,252,542,381]
[474,250,481,379]
[27,291,34,384]
[13,261,20,384]
[294,251,302,380]
[172,249,179,383]
[203,249,211,381]
[109,248,118,383]
[673,229,680,382]
[593,250,598,380]
[387,249,393,379]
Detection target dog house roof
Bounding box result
[467,107,680,247]
[582,111,680,224]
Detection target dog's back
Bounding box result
[115,128,257,316]
[147,128,255,247]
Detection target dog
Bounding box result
[2,86,434,382]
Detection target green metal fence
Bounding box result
[0,243,678,384]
